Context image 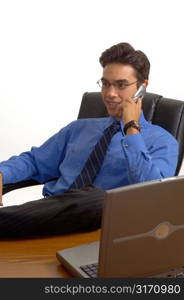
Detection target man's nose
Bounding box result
[105,84,118,98]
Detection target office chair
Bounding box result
[3,92,184,195]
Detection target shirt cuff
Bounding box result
[0,167,13,184]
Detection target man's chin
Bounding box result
[107,110,122,120]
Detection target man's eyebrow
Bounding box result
[101,77,128,82]
[115,79,129,83]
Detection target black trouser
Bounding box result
[0,185,105,238]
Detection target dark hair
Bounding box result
[99,42,150,83]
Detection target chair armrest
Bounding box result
[0,173,2,205]
[2,179,42,195]
[2,177,59,195]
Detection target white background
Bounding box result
[0,0,184,204]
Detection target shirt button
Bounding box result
[123,143,129,147]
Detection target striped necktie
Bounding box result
[70,121,121,189]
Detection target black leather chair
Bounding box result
[3,92,184,195]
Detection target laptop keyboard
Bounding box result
[80,263,98,278]
[80,263,184,278]
[150,266,184,278]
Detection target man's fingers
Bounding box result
[126,97,142,105]
[137,97,142,102]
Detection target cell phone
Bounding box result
[133,85,146,103]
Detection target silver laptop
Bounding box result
[56,176,184,278]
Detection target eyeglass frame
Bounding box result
[97,78,139,91]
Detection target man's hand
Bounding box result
[120,97,142,125]
[0,173,3,206]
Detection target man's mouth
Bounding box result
[106,101,121,109]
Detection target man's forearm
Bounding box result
[0,173,3,206]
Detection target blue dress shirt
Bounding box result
[0,113,178,196]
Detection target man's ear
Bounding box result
[143,80,148,88]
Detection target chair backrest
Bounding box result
[78,92,184,175]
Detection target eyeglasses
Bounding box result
[97,79,138,90]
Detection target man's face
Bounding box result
[101,63,147,120]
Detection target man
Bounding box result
[0,42,178,237]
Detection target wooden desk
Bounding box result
[0,230,100,277]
